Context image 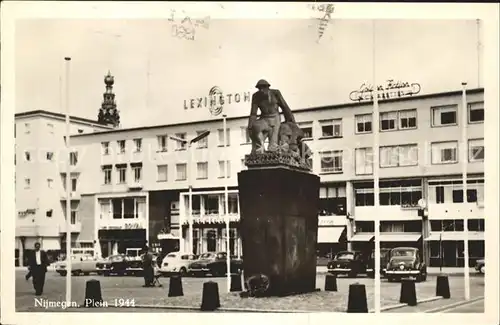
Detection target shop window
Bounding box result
[454,219,464,231]
[355,221,374,233]
[430,220,442,231]
[469,241,485,258]
[191,195,201,216]
[123,198,135,219]
[430,242,441,258]
[112,199,122,219]
[452,189,463,203]
[468,219,485,231]
[467,189,477,202]
[355,192,374,206]
[442,220,455,231]
[435,186,445,204]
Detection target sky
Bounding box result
[15,18,483,128]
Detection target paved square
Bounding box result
[14,271,484,312]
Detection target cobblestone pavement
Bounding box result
[15,271,484,313]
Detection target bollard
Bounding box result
[399,278,417,306]
[84,279,103,308]
[324,274,338,292]
[230,273,243,292]
[346,283,368,313]
[436,275,450,299]
[168,275,184,297]
[201,281,221,311]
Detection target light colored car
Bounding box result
[55,254,99,276]
[159,252,197,275]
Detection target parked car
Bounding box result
[124,248,145,275]
[475,259,485,274]
[327,251,369,277]
[159,252,198,276]
[384,247,427,282]
[366,248,392,278]
[98,254,129,276]
[189,252,243,277]
[55,254,99,276]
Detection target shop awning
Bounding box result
[424,232,485,241]
[42,238,61,250]
[349,233,374,242]
[317,227,345,244]
[379,233,422,242]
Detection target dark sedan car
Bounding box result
[97,254,129,276]
[384,247,427,282]
[189,252,243,277]
[327,251,369,277]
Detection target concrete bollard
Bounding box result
[324,274,338,292]
[230,273,243,292]
[436,275,451,299]
[201,281,221,311]
[399,278,417,306]
[346,283,368,313]
[84,279,103,307]
[168,275,184,297]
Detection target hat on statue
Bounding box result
[255,79,271,89]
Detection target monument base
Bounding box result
[238,165,320,297]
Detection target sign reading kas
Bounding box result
[349,79,421,102]
[184,86,251,116]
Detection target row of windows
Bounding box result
[100,160,234,185]
[298,102,483,138]
[100,129,230,155]
[320,138,484,175]
[21,151,78,165]
[94,102,484,155]
[355,219,484,233]
[430,219,485,232]
[99,197,146,219]
[16,122,85,138]
[355,184,483,206]
[354,221,423,233]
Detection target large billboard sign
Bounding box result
[349,79,421,102]
[183,86,252,116]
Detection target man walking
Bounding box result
[27,242,50,296]
[141,246,154,287]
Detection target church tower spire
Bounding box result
[97,71,120,127]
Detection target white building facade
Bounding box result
[66,88,484,266]
[15,110,112,265]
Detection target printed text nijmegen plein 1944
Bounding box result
[34,298,136,309]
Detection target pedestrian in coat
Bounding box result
[27,242,50,296]
[142,246,154,287]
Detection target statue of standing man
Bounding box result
[247,80,296,154]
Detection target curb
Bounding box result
[104,304,311,313]
[423,296,484,313]
[368,296,443,313]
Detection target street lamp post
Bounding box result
[461,82,470,301]
[222,114,231,293]
[169,131,210,254]
[64,57,72,305]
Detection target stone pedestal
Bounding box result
[237,166,320,296]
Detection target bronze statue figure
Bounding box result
[246,79,312,170]
[247,79,295,154]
